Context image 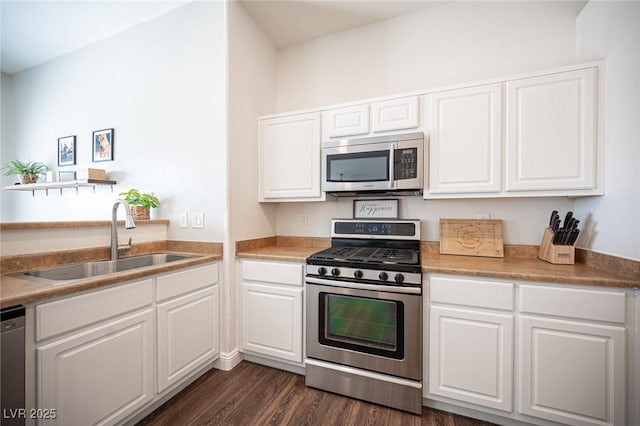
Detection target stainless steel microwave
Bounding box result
[322,132,423,196]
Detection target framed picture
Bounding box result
[353,199,399,219]
[92,128,114,162]
[58,135,76,166]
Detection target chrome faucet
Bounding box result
[111,199,136,260]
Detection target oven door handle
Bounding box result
[305,276,421,295]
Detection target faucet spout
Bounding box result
[111,199,136,260]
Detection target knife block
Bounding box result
[538,228,575,265]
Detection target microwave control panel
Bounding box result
[395,148,418,180]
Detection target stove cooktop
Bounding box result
[308,245,420,265]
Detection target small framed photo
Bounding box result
[92,128,114,162]
[353,199,399,219]
[58,135,76,166]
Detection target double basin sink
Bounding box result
[16,253,200,285]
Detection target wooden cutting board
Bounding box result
[440,219,504,258]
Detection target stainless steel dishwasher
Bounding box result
[1,305,25,426]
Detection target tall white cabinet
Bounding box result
[259,112,324,201]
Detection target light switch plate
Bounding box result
[179,212,188,228]
[192,212,204,228]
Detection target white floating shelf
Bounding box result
[2,179,117,196]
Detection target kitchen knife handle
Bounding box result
[563,211,573,229]
[549,210,558,228]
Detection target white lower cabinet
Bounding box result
[240,260,303,364]
[430,306,513,411]
[37,308,154,426]
[32,262,220,425]
[155,263,219,394]
[428,275,514,412]
[519,285,627,426]
[156,287,219,393]
[426,274,631,426]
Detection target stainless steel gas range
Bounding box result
[305,219,422,414]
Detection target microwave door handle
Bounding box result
[388,147,395,189]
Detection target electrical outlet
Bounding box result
[476,212,491,220]
[179,212,189,228]
[299,213,308,226]
[192,212,204,228]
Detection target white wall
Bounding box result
[226,0,278,356]
[574,1,640,261]
[274,1,581,245]
[0,1,227,242]
[276,1,584,112]
[228,1,278,245]
[0,72,14,173]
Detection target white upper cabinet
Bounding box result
[321,104,369,139]
[427,84,502,194]
[425,64,601,198]
[506,68,598,192]
[371,96,420,133]
[258,62,602,201]
[259,112,324,202]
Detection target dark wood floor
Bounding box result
[138,361,496,426]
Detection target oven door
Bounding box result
[322,142,395,192]
[306,279,421,381]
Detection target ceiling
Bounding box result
[0,0,441,75]
[0,0,190,74]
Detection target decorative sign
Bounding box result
[353,199,399,219]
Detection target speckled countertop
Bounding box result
[0,241,222,308]
[236,237,639,289]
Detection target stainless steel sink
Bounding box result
[16,253,200,284]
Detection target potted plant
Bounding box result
[118,188,160,220]
[2,159,48,184]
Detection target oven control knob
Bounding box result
[317,267,327,276]
[354,270,363,279]
[378,272,388,281]
[394,273,405,284]
[331,268,340,276]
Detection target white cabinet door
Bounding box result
[259,112,323,201]
[427,84,502,194]
[371,96,419,133]
[157,286,219,393]
[506,68,598,192]
[520,315,626,426]
[322,104,369,139]
[241,283,303,363]
[429,305,513,411]
[37,309,154,426]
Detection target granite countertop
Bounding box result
[236,238,638,289]
[420,252,637,288]
[0,241,223,308]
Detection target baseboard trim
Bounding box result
[214,349,242,371]
[243,353,305,375]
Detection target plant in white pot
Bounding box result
[118,188,159,220]
[2,159,48,184]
